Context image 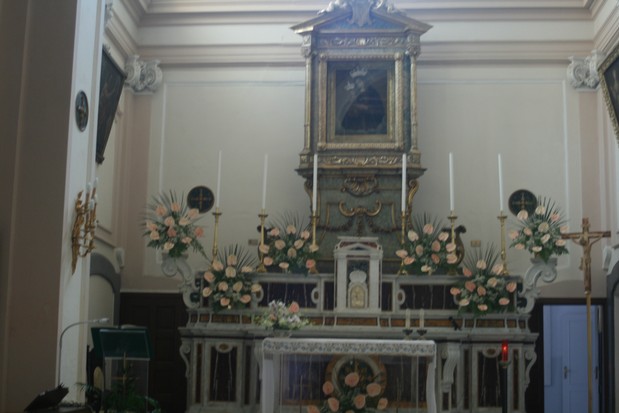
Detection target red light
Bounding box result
[501,340,509,362]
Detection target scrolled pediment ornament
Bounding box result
[567,50,605,90]
[124,55,163,94]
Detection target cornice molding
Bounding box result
[135,40,594,68]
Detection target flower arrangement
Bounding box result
[255,300,310,330]
[449,246,517,316]
[509,197,569,263]
[202,245,263,312]
[395,213,458,275]
[259,214,319,275]
[307,372,388,413]
[143,191,206,258]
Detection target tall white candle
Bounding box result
[261,154,268,210]
[216,150,222,208]
[419,308,425,328]
[401,153,407,213]
[312,154,318,213]
[498,153,504,212]
[405,309,411,328]
[449,152,455,212]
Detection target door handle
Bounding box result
[564,366,570,379]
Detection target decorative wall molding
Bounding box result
[124,55,163,93]
[567,49,605,89]
[105,0,114,28]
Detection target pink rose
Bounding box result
[268,228,280,237]
[241,265,254,273]
[287,247,297,258]
[218,282,228,292]
[477,304,488,311]
[407,230,419,242]
[423,223,434,235]
[517,210,528,220]
[178,217,190,226]
[263,256,274,266]
[560,225,569,234]
[309,244,319,253]
[194,227,204,237]
[463,267,472,277]
[404,256,415,265]
[459,298,470,307]
[203,271,215,282]
[446,243,457,252]
[377,398,388,410]
[225,267,237,278]
[220,297,230,307]
[499,297,510,306]
[476,260,487,270]
[187,208,199,219]
[541,234,551,244]
[307,406,320,413]
[431,241,441,252]
[294,239,304,249]
[477,286,487,296]
[164,216,175,227]
[181,237,192,244]
[155,205,167,216]
[145,221,157,231]
[286,225,297,234]
[163,241,174,251]
[465,281,476,292]
[421,265,432,273]
[240,294,251,304]
[515,243,525,250]
[232,281,243,292]
[227,255,237,266]
[538,222,549,232]
[305,259,316,269]
[202,287,212,297]
[524,228,533,236]
[279,262,290,270]
[415,245,424,256]
[438,232,449,242]
[344,372,360,387]
[301,230,310,240]
[288,301,300,313]
[259,244,270,254]
[353,394,366,409]
[212,260,224,271]
[395,249,408,259]
[149,231,160,240]
[486,277,498,288]
[447,254,458,264]
[491,264,503,275]
[251,284,262,293]
[506,282,517,293]
[274,240,286,250]
[555,239,566,247]
[531,246,542,252]
[366,382,381,397]
[167,227,177,237]
[450,287,461,296]
[508,230,519,240]
[327,398,339,412]
[322,381,334,395]
[431,254,440,264]
[550,213,560,222]
[535,205,546,215]
[171,202,181,212]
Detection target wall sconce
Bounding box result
[71,179,98,273]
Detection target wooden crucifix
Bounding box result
[562,217,610,413]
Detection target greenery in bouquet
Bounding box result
[509,196,569,263]
[255,300,310,330]
[395,213,458,275]
[449,245,517,316]
[307,372,388,413]
[202,245,263,312]
[143,191,207,258]
[259,213,319,275]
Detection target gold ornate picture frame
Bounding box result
[318,53,405,151]
[599,43,619,146]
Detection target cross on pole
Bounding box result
[562,217,610,413]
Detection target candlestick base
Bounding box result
[257,210,268,273]
[417,329,427,339]
[403,328,414,340]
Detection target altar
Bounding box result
[260,338,437,413]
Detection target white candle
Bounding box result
[405,309,411,328]
[215,150,222,208]
[498,153,504,212]
[312,154,318,213]
[449,152,455,212]
[401,153,407,213]
[261,154,268,210]
[419,308,425,328]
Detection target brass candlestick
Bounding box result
[211,207,222,261]
[447,210,459,275]
[309,212,319,274]
[497,212,509,275]
[257,209,268,273]
[398,210,408,275]
[71,182,98,273]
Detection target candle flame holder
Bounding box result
[211,207,222,261]
[257,209,268,273]
[497,212,509,275]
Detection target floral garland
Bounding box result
[395,213,458,275]
[143,191,206,258]
[259,215,319,275]
[509,196,569,263]
[255,300,310,330]
[450,246,517,316]
[202,246,262,312]
[307,372,388,413]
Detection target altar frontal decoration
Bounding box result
[395,213,458,275]
[143,190,207,258]
[450,245,516,316]
[308,371,388,413]
[509,196,569,263]
[259,214,319,275]
[202,245,262,312]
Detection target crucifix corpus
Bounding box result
[562,217,610,413]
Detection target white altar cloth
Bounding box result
[261,338,437,413]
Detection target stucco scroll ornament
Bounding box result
[567,50,605,89]
[161,254,201,309]
[516,258,558,314]
[124,55,163,93]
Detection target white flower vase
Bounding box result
[160,252,201,309]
